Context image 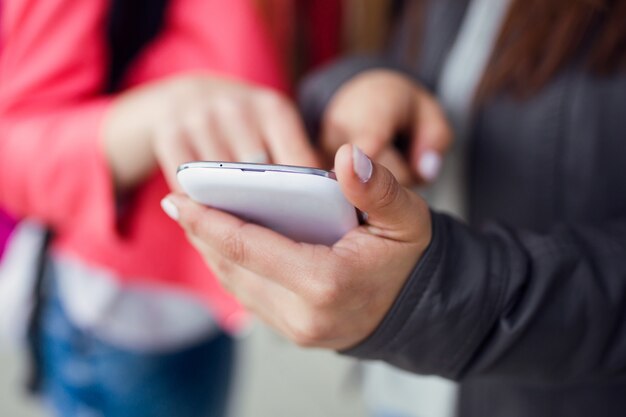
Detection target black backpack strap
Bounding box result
[24,229,54,394]
[105,0,170,93]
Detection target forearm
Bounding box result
[0,101,116,236]
[346,212,626,383]
[0,0,119,232]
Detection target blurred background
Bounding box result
[0,325,366,417]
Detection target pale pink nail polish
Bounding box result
[353,146,373,183]
[161,198,179,221]
[418,151,442,182]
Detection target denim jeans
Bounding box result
[39,280,234,417]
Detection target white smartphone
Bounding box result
[177,162,360,245]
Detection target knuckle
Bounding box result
[324,111,350,135]
[213,256,234,279]
[317,260,348,305]
[305,254,345,308]
[290,313,334,347]
[213,95,246,117]
[153,121,182,145]
[172,76,212,106]
[432,120,454,150]
[173,75,203,98]
[218,228,247,264]
[309,280,342,309]
[185,108,209,130]
[325,112,388,148]
[185,211,206,237]
[376,172,401,211]
[442,126,455,149]
[256,90,289,112]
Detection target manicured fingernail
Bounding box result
[352,146,373,183]
[418,151,442,182]
[161,197,179,221]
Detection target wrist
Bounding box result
[101,85,168,190]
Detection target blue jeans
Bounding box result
[39,282,234,417]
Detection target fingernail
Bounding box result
[352,146,373,183]
[161,197,179,221]
[418,151,442,182]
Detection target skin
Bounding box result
[320,69,453,185]
[101,74,319,192]
[164,144,433,350]
[103,69,451,349]
[101,70,451,193]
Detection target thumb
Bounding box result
[335,144,430,243]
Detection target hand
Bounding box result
[102,74,319,191]
[321,69,452,185]
[162,144,432,350]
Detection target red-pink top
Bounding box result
[0,0,287,331]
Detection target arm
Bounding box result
[0,0,316,236]
[0,0,117,238]
[167,144,626,383]
[347,213,626,383]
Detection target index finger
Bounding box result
[166,193,332,294]
[153,124,197,192]
[256,94,320,167]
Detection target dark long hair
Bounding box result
[404,0,626,101]
[476,0,626,101]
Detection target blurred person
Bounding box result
[162,1,626,417]
[0,0,322,416]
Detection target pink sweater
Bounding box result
[0,0,287,330]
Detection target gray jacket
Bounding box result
[299,0,626,416]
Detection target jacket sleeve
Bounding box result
[345,212,626,383]
[0,0,117,239]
